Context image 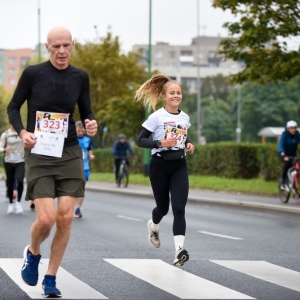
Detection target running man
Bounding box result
[7,26,97,297]
[75,121,95,218]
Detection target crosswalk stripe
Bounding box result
[211,261,300,293]
[0,259,108,299]
[104,259,255,299]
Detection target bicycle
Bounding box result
[117,157,129,188]
[279,157,300,204]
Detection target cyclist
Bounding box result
[112,134,134,183]
[278,120,300,189]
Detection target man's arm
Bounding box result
[7,68,32,135]
[126,142,134,156]
[278,132,286,155]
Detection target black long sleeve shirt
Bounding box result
[7,60,95,147]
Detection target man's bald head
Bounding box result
[47,26,73,44]
[46,26,74,70]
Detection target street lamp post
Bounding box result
[236,85,241,143]
[37,0,41,63]
[196,0,202,144]
[143,0,152,176]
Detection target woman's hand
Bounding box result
[186,143,194,154]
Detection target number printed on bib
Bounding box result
[163,124,188,149]
[35,111,69,138]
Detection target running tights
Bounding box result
[4,162,25,203]
[149,156,189,236]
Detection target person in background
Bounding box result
[75,121,94,218]
[112,134,134,183]
[0,124,25,214]
[135,74,195,266]
[278,120,300,188]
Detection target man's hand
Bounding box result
[284,156,289,161]
[85,119,98,137]
[186,143,195,154]
[89,154,95,160]
[19,130,37,149]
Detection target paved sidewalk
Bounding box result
[86,181,300,215]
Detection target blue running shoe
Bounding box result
[21,245,41,286]
[42,275,61,298]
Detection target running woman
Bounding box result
[75,121,94,218]
[0,125,25,214]
[135,74,195,266]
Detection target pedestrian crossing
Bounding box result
[0,259,299,299]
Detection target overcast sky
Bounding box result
[0,0,235,52]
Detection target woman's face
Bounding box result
[162,83,182,109]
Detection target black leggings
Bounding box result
[149,156,189,236]
[278,154,293,182]
[4,162,25,203]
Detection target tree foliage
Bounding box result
[0,86,11,133]
[212,0,300,84]
[70,32,148,146]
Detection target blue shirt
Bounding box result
[112,140,134,157]
[78,135,93,170]
[278,128,300,156]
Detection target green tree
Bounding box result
[235,78,300,142]
[70,33,147,146]
[0,86,11,133]
[201,73,233,102]
[212,0,300,84]
[201,97,235,142]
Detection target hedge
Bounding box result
[0,143,285,181]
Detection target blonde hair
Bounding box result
[135,74,181,111]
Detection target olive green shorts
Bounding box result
[24,144,85,200]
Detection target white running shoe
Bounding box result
[15,202,23,214]
[147,219,160,248]
[7,203,14,214]
[173,247,189,266]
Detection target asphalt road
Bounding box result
[0,180,299,300]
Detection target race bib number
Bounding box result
[164,125,187,149]
[35,111,69,137]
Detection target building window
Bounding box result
[180,50,193,56]
[154,62,161,67]
[9,57,16,63]
[21,57,30,67]
[154,50,162,58]
[198,52,204,59]
[169,51,175,58]
[9,68,16,74]
[9,78,16,85]
[208,51,216,58]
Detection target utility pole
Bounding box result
[236,85,241,143]
[37,0,41,63]
[143,0,152,175]
[196,0,202,144]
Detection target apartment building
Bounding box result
[0,44,49,91]
[132,35,239,92]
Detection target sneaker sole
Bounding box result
[43,293,62,298]
[147,220,160,248]
[173,250,189,266]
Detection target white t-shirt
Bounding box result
[142,107,191,155]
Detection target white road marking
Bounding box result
[105,259,255,299]
[0,259,107,299]
[117,215,143,221]
[198,231,244,240]
[211,261,300,293]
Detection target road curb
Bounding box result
[85,185,300,215]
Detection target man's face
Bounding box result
[46,32,74,69]
[76,127,85,137]
[287,127,297,135]
[119,138,126,144]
